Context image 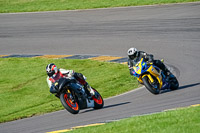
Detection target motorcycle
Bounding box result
[53,78,104,114]
[131,58,179,94]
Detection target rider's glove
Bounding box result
[146,61,153,65]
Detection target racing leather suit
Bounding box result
[47,68,92,95]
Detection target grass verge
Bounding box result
[0,0,199,13]
[0,58,138,123]
[67,106,200,133]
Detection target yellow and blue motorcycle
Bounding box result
[132,58,179,94]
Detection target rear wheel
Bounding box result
[92,88,104,109]
[142,76,159,94]
[60,92,79,114]
[169,76,179,90]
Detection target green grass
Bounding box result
[0,58,138,123]
[0,0,199,13]
[68,106,200,133]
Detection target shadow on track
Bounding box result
[178,82,200,89]
[160,82,200,94]
[80,102,131,114]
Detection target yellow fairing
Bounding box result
[133,59,143,75]
[144,74,154,83]
[148,66,160,77]
[138,65,163,89]
[148,66,163,88]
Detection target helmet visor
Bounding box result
[47,70,55,77]
[129,52,137,60]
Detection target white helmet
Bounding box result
[127,47,138,59]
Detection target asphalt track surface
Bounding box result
[1,2,200,133]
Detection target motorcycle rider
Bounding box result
[46,63,95,96]
[127,47,171,78]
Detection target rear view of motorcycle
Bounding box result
[131,58,179,94]
[53,78,104,114]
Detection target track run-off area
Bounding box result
[0,2,200,133]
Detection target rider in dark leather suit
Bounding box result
[127,48,171,77]
[46,63,95,96]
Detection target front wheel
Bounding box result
[92,88,104,109]
[142,76,160,95]
[60,92,79,114]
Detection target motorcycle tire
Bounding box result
[92,88,104,109]
[170,77,179,90]
[142,76,159,95]
[60,92,79,114]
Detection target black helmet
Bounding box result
[46,63,58,77]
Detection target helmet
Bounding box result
[46,63,58,77]
[127,47,138,60]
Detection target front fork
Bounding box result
[137,74,154,84]
[139,73,162,89]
